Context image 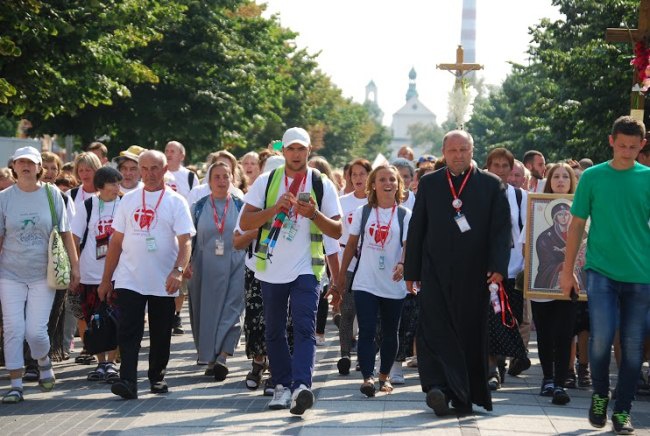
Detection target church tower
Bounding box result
[364,80,383,123]
[405,67,418,101]
[460,0,477,78]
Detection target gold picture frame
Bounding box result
[523,193,588,301]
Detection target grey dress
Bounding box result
[188,195,245,364]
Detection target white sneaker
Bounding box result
[316,335,326,346]
[290,384,314,415]
[390,361,405,385]
[268,384,291,410]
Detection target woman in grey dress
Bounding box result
[187,162,246,382]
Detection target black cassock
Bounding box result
[404,166,511,411]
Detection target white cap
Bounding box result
[12,146,42,165]
[262,155,285,173]
[282,127,310,148]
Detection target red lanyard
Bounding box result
[497,282,517,328]
[375,203,396,250]
[210,195,230,236]
[284,173,307,220]
[141,187,165,231]
[446,165,472,214]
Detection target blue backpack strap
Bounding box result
[230,194,243,212]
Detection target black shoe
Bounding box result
[612,410,634,435]
[451,399,473,415]
[488,374,500,391]
[507,356,531,377]
[540,379,554,397]
[213,362,229,382]
[150,380,168,394]
[589,392,610,428]
[172,314,184,335]
[263,378,275,396]
[426,388,451,416]
[551,387,571,405]
[111,380,138,400]
[564,370,577,389]
[337,357,351,375]
[577,362,592,388]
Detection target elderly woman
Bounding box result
[187,162,246,381]
[0,147,80,403]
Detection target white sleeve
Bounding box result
[349,206,363,237]
[323,235,340,256]
[172,196,196,237]
[70,198,89,239]
[112,197,127,234]
[320,178,343,218]
[402,209,412,244]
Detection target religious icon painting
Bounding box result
[523,193,589,301]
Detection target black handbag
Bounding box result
[83,303,118,355]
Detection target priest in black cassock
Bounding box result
[404,130,511,415]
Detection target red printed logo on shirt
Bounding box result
[165,181,178,192]
[96,218,114,236]
[347,212,354,225]
[133,207,157,230]
[368,222,390,246]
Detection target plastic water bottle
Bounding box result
[489,283,501,314]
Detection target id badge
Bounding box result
[215,238,225,256]
[454,214,471,233]
[95,233,110,260]
[146,236,158,252]
[379,255,385,270]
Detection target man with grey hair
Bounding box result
[98,150,195,399]
[404,130,512,415]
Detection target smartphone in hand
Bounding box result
[297,192,311,203]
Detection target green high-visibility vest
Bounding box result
[256,166,326,280]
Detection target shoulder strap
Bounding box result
[230,194,244,212]
[188,171,196,188]
[254,168,279,252]
[45,184,59,230]
[514,187,523,231]
[79,197,94,252]
[61,191,69,207]
[70,186,79,201]
[311,168,324,209]
[397,205,407,247]
[352,204,372,277]
[192,196,209,229]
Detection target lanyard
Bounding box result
[210,195,230,236]
[446,165,472,215]
[284,173,307,220]
[374,203,396,250]
[497,282,517,328]
[98,197,118,218]
[141,187,165,232]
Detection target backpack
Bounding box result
[514,187,524,231]
[191,193,244,257]
[188,171,196,189]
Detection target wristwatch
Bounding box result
[174,266,184,274]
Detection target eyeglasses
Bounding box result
[417,155,436,163]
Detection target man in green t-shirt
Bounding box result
[561,115,650,435]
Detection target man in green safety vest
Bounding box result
[240,127,342,415]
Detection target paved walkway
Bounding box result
[1,308,649,435]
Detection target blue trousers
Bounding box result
[354,290,404,379]
[261,274,319,391]
[587,270,650,412]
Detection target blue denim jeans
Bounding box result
[261,274,319,391]
[587,270,650,412]
[354,290,404,379]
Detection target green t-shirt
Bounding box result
[571,161,650,284]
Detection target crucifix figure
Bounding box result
[605,0,650,119]
[437,45,483,128]
[437,45,483,84]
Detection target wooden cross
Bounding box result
[436,45,483,84]
[605,0,650,117]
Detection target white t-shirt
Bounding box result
[67,186,96,219]
[338,192,368,246]
[402,190,415,211]
[111,187,196,297]
[243,168,342,284]
[349,205,410,299]
[507,185,526,279]
[71,196,120,284]
[120,181,144,194]
[165,166,198,200]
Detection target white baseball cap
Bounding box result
[282,127,310,148]
[12,146,42,165]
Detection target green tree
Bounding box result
[407,122,445,155]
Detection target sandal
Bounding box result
[245,359,267,390]
[23,364,39,382]
[75,350,96,365]
[360,378,376,398]
[87,363,106,381]
[104,362,120,384]
[2,388,24,404]
[379,378,394,393]
[38,362,56,392]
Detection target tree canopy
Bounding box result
[467,0,639,164]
